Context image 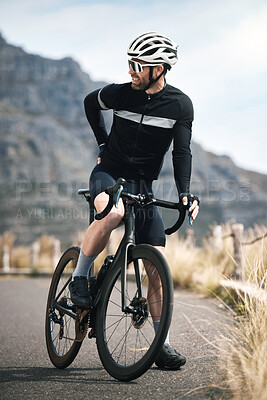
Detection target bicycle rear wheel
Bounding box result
[96,244,173,381]
[45,246,84,368]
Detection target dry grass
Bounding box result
[243,225,267,283]
[165,223,235,296]
[165,224,267,399]
[12,246,31,269]
[217,233,267,400]
[221,283,267,399]
[165,234,199,288]
[165,223,266,295]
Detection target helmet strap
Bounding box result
[144,65,168,91]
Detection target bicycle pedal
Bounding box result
[88,328,96,339]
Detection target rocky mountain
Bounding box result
[0,32,109,184]
[0,33,266,245]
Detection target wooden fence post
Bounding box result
[53,239,61,269]
[3,244,11,273]
[31,240,40,270]
[231,223,245,281]
[211,225,223,252]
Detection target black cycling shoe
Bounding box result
[155,344,186,369]
[69,276,92,309]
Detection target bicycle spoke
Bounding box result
[105,315,126,343]
[111,319,133,364]
[147,286,163,302]
[55,276,71,302]
[138,325,153,347]
[134,331,138,364]
[113,280,132,303]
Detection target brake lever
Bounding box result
[115,185,123,208]
[165,193,196,235]
[187,194,194,226]
[95,178,125,220]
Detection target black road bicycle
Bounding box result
[45,178,194,381]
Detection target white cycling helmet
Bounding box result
[127,32,178,68]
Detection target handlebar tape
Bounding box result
[95,178,126,220]
[164,202,186,235]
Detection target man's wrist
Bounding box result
[98,143,105,157]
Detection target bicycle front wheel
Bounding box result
[96,244,173,381]
[45,246,83,369]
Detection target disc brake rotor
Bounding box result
[131,297,149,329]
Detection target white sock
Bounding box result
[72,250,96,281]
[153,321,170,345]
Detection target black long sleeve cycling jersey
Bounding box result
[84,82,193,194]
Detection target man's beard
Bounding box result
[131,78,149,91]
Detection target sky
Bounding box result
[0,0,266,174]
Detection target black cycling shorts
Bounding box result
[89,164,166,247]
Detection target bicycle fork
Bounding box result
[120,243,141,314]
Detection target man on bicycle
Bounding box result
[70,32,199,369]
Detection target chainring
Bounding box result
[75,308,90,342]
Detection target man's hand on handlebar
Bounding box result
[179,193,200,224]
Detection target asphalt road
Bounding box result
[0,277,232,400]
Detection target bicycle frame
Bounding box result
[93,200,141,314]
[77,184,189,316]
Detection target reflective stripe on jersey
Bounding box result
[114,110,176,129]
[98,89,109,110]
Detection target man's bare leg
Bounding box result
[143,248,186,368]
[143,247,165,322]
[81,192,124,257]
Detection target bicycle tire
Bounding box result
[45,246,83,369]
[95,244,173,381]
